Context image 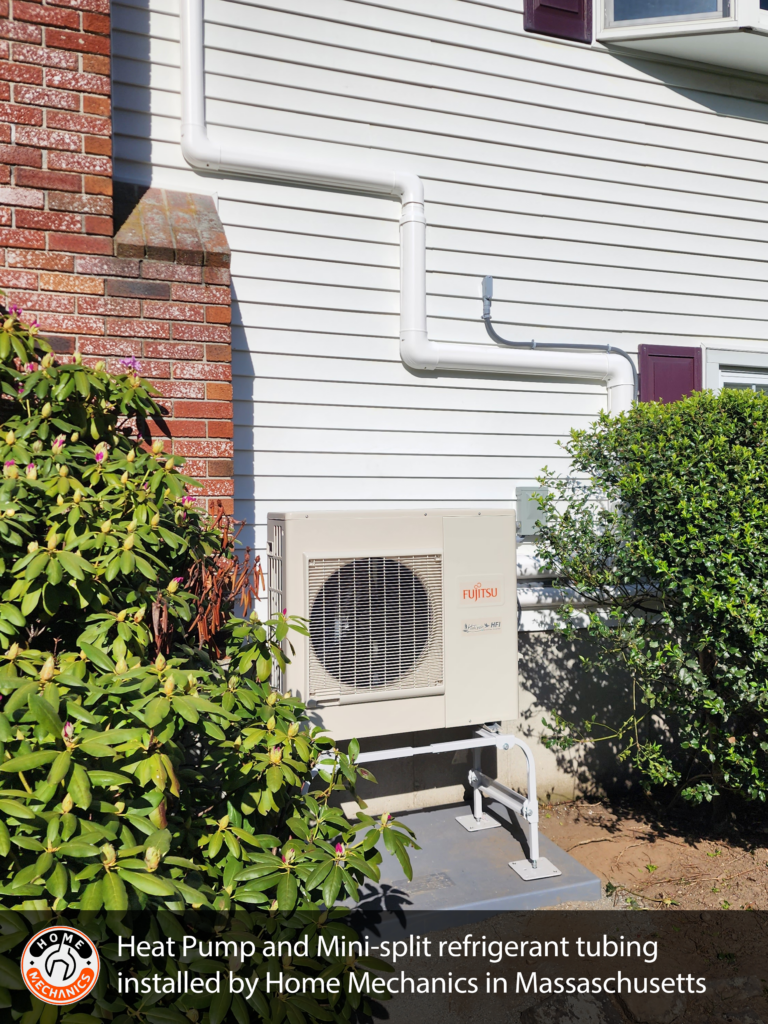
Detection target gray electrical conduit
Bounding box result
[481,276,639,403]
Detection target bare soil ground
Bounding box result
[538,796,768,910]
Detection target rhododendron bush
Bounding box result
[0,303,416,1024]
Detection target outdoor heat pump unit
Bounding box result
[266,509,518,740]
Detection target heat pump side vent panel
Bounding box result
[307,554,443,704]
[268,519,285,691]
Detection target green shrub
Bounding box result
[0,305,417,1023]
[535,389,768,805]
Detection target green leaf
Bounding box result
[276,871,297,912]
[145,697,170,728]
[68,762,92,810]
[28,693,64,738]
[0,954,23,990]
[0,799,35,820]
[265,765,283,792]
[78,642,115,673]
[47,750,72,785]
[171,695,198,723]
[57,842,100,858]
[209,988,232,1024]
[102,871,128,911]
[117,868,176,897]
[322,865,342,907]
[0,751,59,773]
[79,880,103,910]
[0,820,11,857]
[87,770,132,786]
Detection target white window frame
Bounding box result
[705,348,768,395]
[604,0,727,29]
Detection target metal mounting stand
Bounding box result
[353,726,561,881]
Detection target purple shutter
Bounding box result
[639,345,702,403]
[524,0,592,42]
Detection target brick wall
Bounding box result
[0,0,234,513]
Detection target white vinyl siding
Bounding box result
[112,0,768,579]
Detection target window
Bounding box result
[705,350,768,396]
[719,368,768,394]
[606,0,728,28]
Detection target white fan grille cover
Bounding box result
[307,554,443,701]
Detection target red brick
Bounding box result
[106,278,169,299]
[0,185,43,207]
[207,497,234,515]
[15,1,81,28]
[207,459,234,477]
[208,420,234,438]
[0,124,9,145]
[156,381,206,400]
[15,125,81,150]
[46,109,108,134]
[78,295,139,316]
[0,101,43,125]
[0,23,43,44]
[45,27,110,55]
[180,458,207,476]
[7,248,73,270]
[0,268,37,289]
[206,305,230,324]
[49,191,110,214]
[84,173,110,195]
[141,262,202,283]
[37,313,104,334]
[16,166,80,191]
[144,342,204,361]
[14,84,79,109]
[84,214,111,234]
[82,12,109,33]
[172,400,231,419]
[207,382,233,401]
[8,290,75,312]
[0,144,42,166]
[170,283,230,304]
[16,208,80,231]
[0,81,8,100]
[80,337,140,357]
[48,0,109,13]
[173,439,233,458]
[84,135,110,156]
[0,60,43,84]
[0,226,44,248]
[152,418,206,438]
[0,208,10,226]
[45,334,75,354]
[172,323,229,343]
[172,360,231,381]
[49,232,112,255]
[82,94,108,116]
[106,357,169,378]
[205,343,231,362]
[143,301,205,322]
[45,67,109,93]
[188,479,233,496]
[81,53,109,75]
[110,319,170,339]
[11,43,79,69]
[0,165,8,182]
[76,255,138,277]
[48,152,110,174]
[40,270,102,293]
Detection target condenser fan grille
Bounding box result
[308,555,443,701]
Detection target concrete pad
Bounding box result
[355,799,601,925]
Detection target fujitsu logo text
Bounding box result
[463,583,498,602]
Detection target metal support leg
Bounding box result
[346,728,561,879]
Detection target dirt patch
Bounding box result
[538,797,768,910]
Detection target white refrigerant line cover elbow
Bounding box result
[179,0,634,413]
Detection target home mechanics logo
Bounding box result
[21,926,100,1005]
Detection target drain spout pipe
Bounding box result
[180,0,636,414]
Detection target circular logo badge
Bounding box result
[21,926,100,1005]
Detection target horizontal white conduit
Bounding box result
[179,0,635,413]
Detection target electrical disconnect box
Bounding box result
[266,509,518,740]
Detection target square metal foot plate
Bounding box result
[455,813,502,832]
[509,856,562,880]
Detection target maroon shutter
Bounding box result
[638,345,702,403]
[524,0,592,42]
